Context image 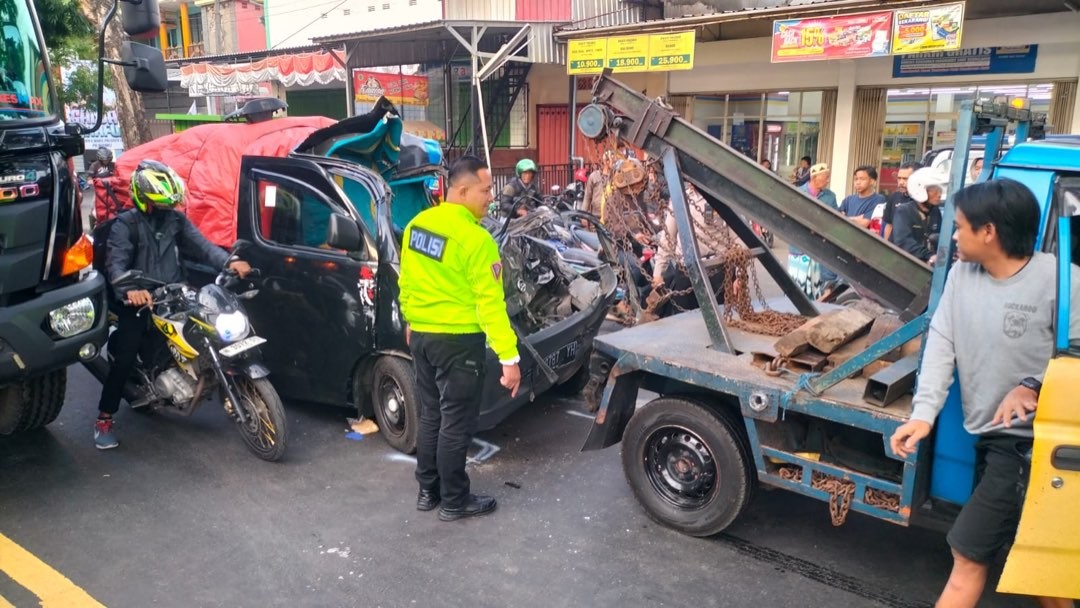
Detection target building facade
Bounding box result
[673,12,1080,196]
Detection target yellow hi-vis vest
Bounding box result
[399,203,520,363]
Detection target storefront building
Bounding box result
[560,8,1080,197]
[674,11,1080,196]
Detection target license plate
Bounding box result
[219,336,267,358]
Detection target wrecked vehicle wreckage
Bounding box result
[92,98,618,454]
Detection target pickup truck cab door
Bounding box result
[237,155,377,405]
[998,177,1080,600]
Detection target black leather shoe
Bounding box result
[438,494,497,521]
[416,489,441,511]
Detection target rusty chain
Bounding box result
[778,465,901,525]
[583,134,804,335]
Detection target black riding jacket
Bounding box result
[105,208,230,302]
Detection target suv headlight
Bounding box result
[49,297,96,338]
[214,311,250,343]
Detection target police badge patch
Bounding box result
[491,262,502,281]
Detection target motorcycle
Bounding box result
[751,221,774,248]
[83,244,288,461]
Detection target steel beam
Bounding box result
[661,147,734,353]
[587,73,933,315]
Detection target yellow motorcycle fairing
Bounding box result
[152,315,199,360]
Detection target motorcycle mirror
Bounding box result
[112,269,144,289]
[231,239,252,253]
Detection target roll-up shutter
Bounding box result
[849,87,887,174]
[1049,80,1077,135]
[817,89,837,168]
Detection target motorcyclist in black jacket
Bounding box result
[498,158,539,218]
[93,160,251,450]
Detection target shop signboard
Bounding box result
[352,70,429,105]
[892,2,964,55]
[567,31,695,74]
[770,11,892,63]
[607,35,648,73]
[567,38,608,75]
[893,46,1038,78]
[648,31,695,71]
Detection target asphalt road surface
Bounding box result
[0,361,1031,608]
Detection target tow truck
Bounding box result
[576,72,1079,599]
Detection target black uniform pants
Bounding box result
[411,332,487,509]
[97,305,154,415]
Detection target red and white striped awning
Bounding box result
[179,50,346,90]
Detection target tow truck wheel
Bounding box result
[622,396,754,537]
[0,370,67,435]
[372,357,419,454]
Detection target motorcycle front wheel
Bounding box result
[228,377,288,462]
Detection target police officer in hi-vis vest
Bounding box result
[400,155,521,522]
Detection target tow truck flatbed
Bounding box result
[593,310,914,424]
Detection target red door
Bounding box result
[537,105,596,168]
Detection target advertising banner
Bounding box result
[771,11,892,62]
[892,2,965,55]
[567,31,696,74]
[352,70,429,105]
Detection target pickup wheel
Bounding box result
[0,369,67,435]
[622,396,754,537]
[372,357,419,454]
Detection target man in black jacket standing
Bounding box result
[94,160,250,449]
[880,161,921,240]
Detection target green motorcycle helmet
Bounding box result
[515,158,537,177]
[131,160,185,212]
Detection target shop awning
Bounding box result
[312,19,563,68]
[179,50,347,91]
[402,120,445,142]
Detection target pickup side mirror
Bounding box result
[121,0,162,37]
[326,214,362,251]
[121,42,167,93]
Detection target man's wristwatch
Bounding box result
[1019,376,1042,396]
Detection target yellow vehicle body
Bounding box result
[998,355,1080,599]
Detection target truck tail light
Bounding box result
[61,234,94,276]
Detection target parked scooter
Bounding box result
[83,244,288,461]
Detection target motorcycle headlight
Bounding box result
[214,311,250,343]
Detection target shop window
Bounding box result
[880,82,1057,193]
[692,90,825,182]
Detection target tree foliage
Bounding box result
[35,0,107,110]
[35,0,93,45]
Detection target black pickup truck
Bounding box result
[170,104,618,452]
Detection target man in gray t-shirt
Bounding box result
[890,179,1080,608]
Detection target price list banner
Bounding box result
[567,31,696,74]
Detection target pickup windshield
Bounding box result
[0,0,55,120]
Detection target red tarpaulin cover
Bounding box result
[95,116,336,247]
